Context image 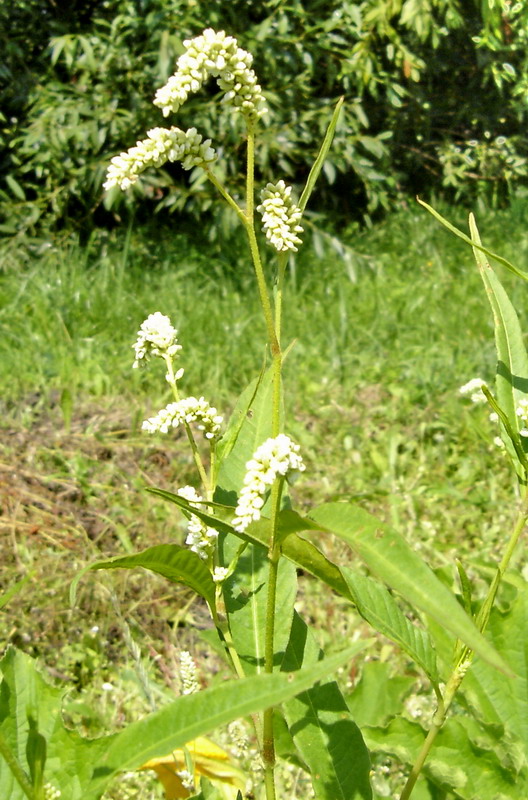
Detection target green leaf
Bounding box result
[87,642,372,797]
[346,661,414,728]
[0,575,30,611]
[281,612,373,799]
[299,97,344,213]
[0,648,108,800]
[0,644,366,800]
[142,495,438,681]
[341,568,440,684]
[365,715,527,799]
[215,366,277,505]
[468,214,528,478]
[463,581,528,752]
[71,544,216,609]
[418,199,528,282]
[5,175,26,201]
[222,541,297,673]
[308,502,509,674]
[214,367,266,480]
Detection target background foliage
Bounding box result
[2,0,528,245]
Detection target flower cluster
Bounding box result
[516,397,528,437]
[459,377,488,404]
[256,180,304,252]
[233,434,305,532]
[143,396,223,439]
[43,786,61,800]
[180,650,200,695]
[154,28,267,121]
[103,126,216,191]
[212,566,229,583]
[177,485,219,558]
[132,312,182,368]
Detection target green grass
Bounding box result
[2,201,528,798]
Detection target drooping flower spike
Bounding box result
[154,28,267,122]
[103,127,216,191]
[142,397,223,440]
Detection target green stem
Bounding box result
[399,486,528,800]
[205,169,247,226]
[0,730,34,800]
[210,607,247,682]
[274,254,288,346]
[245,223,280,355]
[164,355,210,493]
[474,488,528,634]
[246,124,255,222]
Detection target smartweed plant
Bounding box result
[2,28,528,800]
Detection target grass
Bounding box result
[2,199,528,797]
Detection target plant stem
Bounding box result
[243,122,284,800]
[399,486,528,800]
[245,222,280,356]
[0,730,34,800]
[164,355,210,493]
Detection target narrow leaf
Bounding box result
[308,503,509,674]
[469,214,528,478]
[0,576,30,611]
[215,365,278,505]
[88,642,369,796]
[299,98,344,212]
[341,568,440,684]
[418,199,528,282]
[142,493,442,680]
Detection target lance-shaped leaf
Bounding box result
[215,365,279,505]
[307,502,509,674]
[70,544,216,609]
[0,643,375,800]
[299,97,343,213]
[281,612,373,799]
[341,568,440,685]
[144,492,351,601]
[418,199,528,282]
[468,214,528,479]
[87,641,371,798]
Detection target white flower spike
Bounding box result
[142,397,223,439]
[257,180,304,252]
[233,434,305,532]
[132,312,182,368]
[154,28,267,121]
[177,485,219,559]
[180,650,200,695]
[103,126,216,191]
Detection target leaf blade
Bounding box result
[308,502,509,674]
